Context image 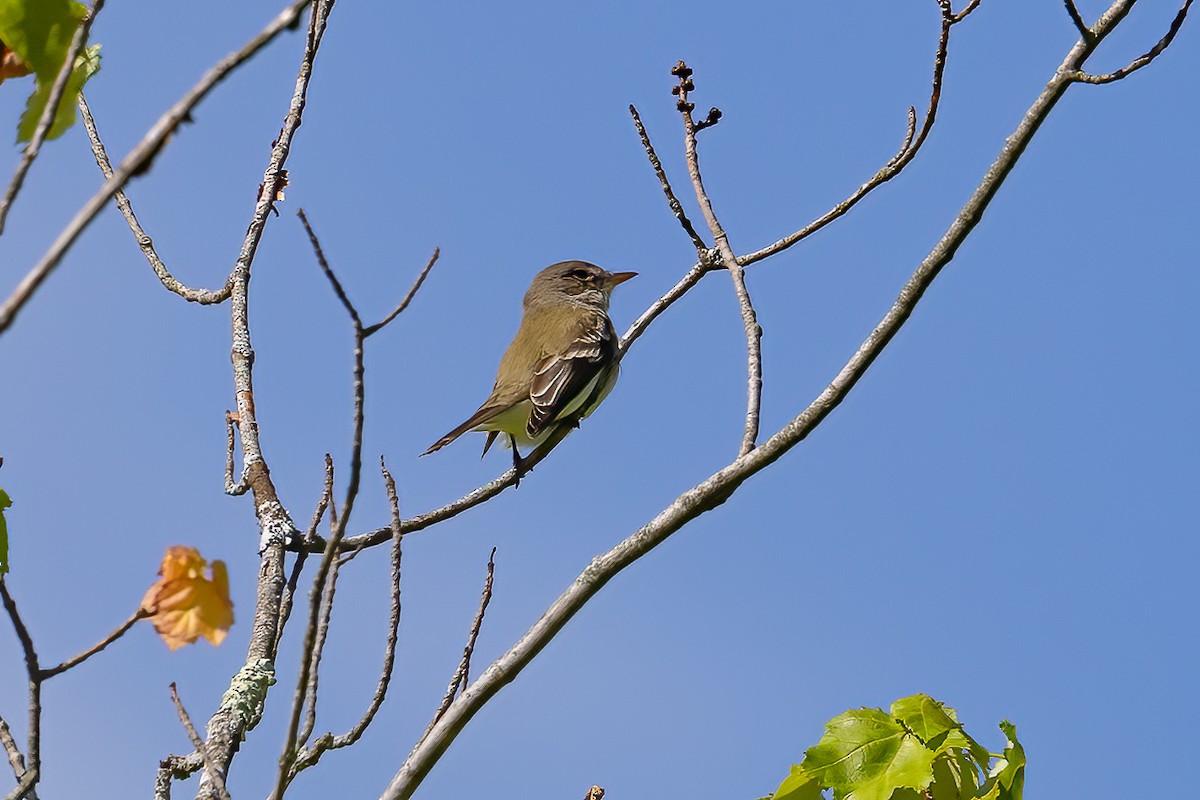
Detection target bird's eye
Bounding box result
[568,269,591,282]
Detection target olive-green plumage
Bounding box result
[424,261,636,464]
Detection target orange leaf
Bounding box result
[0,42,32,84]
[142,546,234,651]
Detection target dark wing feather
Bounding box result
[527,315,616,437]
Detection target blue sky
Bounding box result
[1,1,1197,798]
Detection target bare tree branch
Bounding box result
[167,685,230,800]
[378,4,1172,796]
[276,455,335,654]
[2,771,37,800]
[1064,0,1095,40]
[0,0,314,337]
[617,260,710,358]
[0,715,35,800]
[286,458,405,779]
[364,247,442,336]
[222,411,249,496]
[628,104,708,253]
[739,0,965,267]
[154,753,203,800]
[1070,0,1192,83]
[0,579,40,800]
[37,607,148,680]
[952,0,983,23]
[77,93,232,304]
[420,547,496,743]
[0,0,103,235]
[197,2,333,795]
[671,61,763,455]
[0,582,37,786]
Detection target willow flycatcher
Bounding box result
[424,260,636,475]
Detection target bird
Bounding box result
[423,260,636,477]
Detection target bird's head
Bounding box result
[525,260,637,311]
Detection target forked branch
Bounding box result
[1069,0,1192,83]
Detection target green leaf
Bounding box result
[772,766,823,800]
[0,0,100,142]
[890,693,990,770]
[0,488,11,575]
[977,721,1024,800]
[929,749,980,800]
[0,0,85,78]
[799,708,936,800]
[891,694,959,745]
[16,42,99,141]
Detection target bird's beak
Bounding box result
[604,271,638,289]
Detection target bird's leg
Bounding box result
[510,434,525,487]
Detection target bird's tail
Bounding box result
[422,404,503,456]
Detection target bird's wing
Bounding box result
[527,314,616,438]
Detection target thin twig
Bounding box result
[223,411,249,495]
[421,547,496,743]
[0,0,314,336]
[953,0,983,23]
[1064,0,1095,40]
[0,715,32,799]
[0,578,40,799]
[379,5,1170,796]
[617,260,711,358]
[297,533,341,749]
[167,685,230,800]
[153,753,203,800]
[37,607,148,679]
[298,209,362,328]
[672,62,763,456]
[0,0,104,235]
[739,0,963,267]
[276,454,335,654]
[77,93,232,304]
[628,104,708,253]
[1070,0,1192,83]
[287,458,405,778]
[364,247,442,336]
